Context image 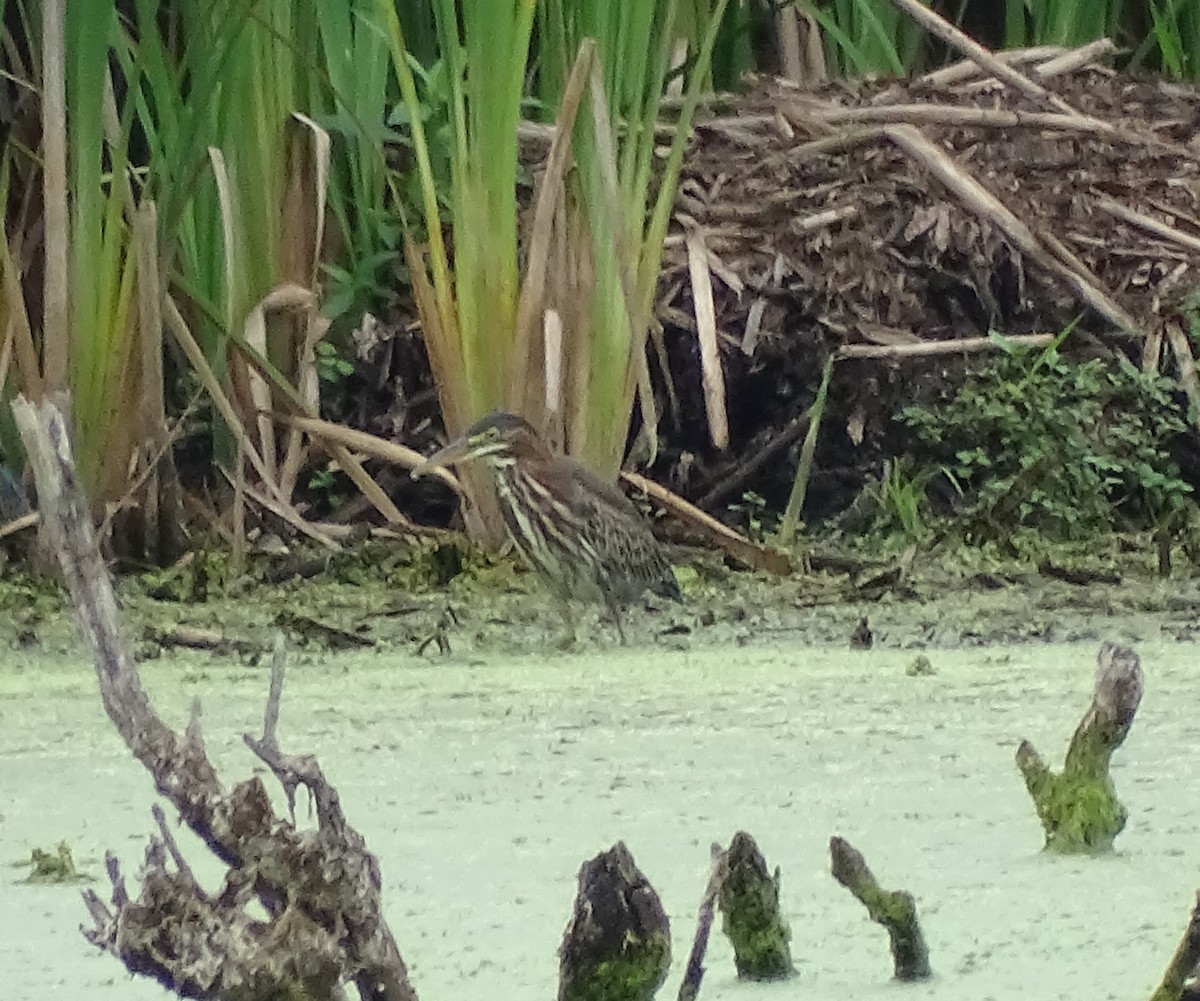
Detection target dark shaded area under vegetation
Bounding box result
[323,55,1200,554]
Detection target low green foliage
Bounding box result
[899,334,1191,543]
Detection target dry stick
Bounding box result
[163,297,278,498]
[1093,197,1200,256]
[685,225,729,450]
[1165,323,1200,439]
[1032,38,1119,78]
[621,470,792,576]
[1148,892,1200,1001]
[837,333,1053,360]
[806,103,1123,138]
[912,44,1066,88]
[884,125,1141,336]
[698,410,812,510]
[881,0,1078,115]
[232,435,246,572]
[0,240,44,400]
[276,412,461,495]
[216,465,339,552]
[678,843,729,1001]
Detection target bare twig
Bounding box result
[678,843,728,1001]
[837,333,1054,360]
[621,470,792,576]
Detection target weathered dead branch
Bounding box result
[678,843,728,1001]
[829,836,931,981]
[1149,892,1200,1001]
[12,394,417,1001]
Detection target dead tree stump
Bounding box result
[829,836,930,981]
[558,842,671,1001]
[1016,641,1143,853]
[717,831,794,981]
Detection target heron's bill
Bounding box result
[410,436,473,479]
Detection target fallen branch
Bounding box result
[621,470,792,576]
[12,393,417,1001]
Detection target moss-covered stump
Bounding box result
[829,836,930,981]
[717,831,794,981]
[1016,641,1143,854]
[558,842,671,1001]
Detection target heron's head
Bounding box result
[411,411,549,478]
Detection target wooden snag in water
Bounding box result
[558,842,671,1001]
[1148,891,1200,1001]
[1015,641,1143,853]
[677,842,727,1001]
[716,831,794,981]
[829,836,931,981]
[11,394,418,1001]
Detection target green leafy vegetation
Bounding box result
[899,334,1191,543]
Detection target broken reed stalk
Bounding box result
[1016,641,1143,854]
[829,837,931,981]
[837,333,1054,360]
[11,393,418,1001]
[777,354,834,547]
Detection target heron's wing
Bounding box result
[561,458,647,524]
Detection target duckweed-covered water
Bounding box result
[2,629,1197,1000]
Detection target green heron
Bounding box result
[412,411,681,644]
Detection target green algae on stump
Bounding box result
[717,831,794,980]
[829,836,931,981]
[1016,641,1143,853]
[558,842,670,1001]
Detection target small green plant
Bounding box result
[729,490,774,541]
[314,341,354,385]
[873,459,934,543]
[899,332,1191,543]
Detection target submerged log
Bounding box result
[829,836,931,981]
[558,842,671,1001]
[13,395,417,1001]
[716,831,794,981]
[1016,641,1143,853]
